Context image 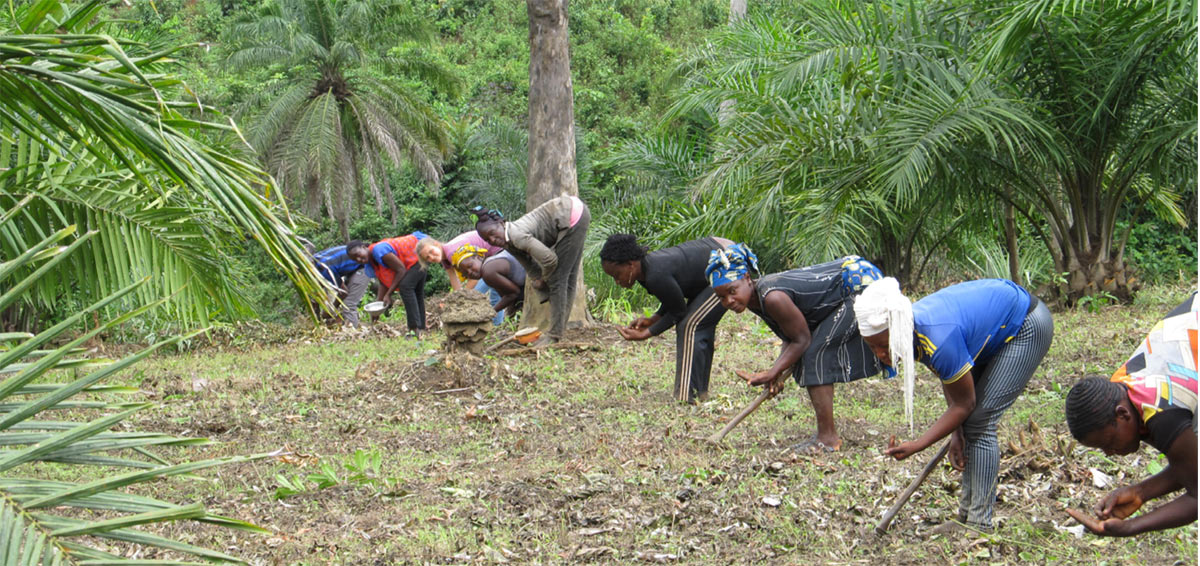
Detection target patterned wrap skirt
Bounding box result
[792,256,885,387]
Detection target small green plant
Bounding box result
[274,448,405,499]
[1146,453,1167,475]
[681,466,727,484]
[594,296,636,324]
[1077,291,1119,313]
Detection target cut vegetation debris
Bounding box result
[103,289,1196,564]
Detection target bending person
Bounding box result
[313,241,371,327]
[855,277,1053,533]
[1063,293,1196,537]
[366,232,444,331]
[706,244,886,451]
[473,197,589,344]
[457,248,527,325]
[600,234,733,404]
[440,231,502,291]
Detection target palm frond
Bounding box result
[0,25,328,324]
[232,0,457,231]
[0,221,266,564]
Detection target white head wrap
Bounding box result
[853,277,915,432]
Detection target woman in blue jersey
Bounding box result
[853,277,1053,533]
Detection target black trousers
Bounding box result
[674,288,727,403]
[395,266,427,330]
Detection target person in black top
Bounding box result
[601,234,733,404]
[706,243,886,452]
[1063,294,1196,537]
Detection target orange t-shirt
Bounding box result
[368,235,421,289]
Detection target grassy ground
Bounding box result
[106,284,1196,565]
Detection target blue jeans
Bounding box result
[473,280,505,326]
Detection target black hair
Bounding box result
[470,206,504,232]
[1064,376,1128,441]
[346,240,368,253]
[599,233,648,263]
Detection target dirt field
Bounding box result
[113,286,1197,564]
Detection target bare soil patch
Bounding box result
[116,294,1197,565]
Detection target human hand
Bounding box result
[1066,508,1136,537]
[617,326,651,341]
[1096,486,1144,520]
[949,429,966,471]
[883,438,921,460]
[382,295,394,309]
[630,316,654,329]
[735,369,774,387]
[531,278,548,291]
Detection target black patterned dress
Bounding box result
[749,258,883,386]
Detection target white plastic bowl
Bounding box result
[364,301,387,314]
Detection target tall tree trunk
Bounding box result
[717,0,747,126]
[524,0,589,332]
[1003,202,1021,286]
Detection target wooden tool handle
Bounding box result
[707,387,775,444]
[874,440,951,535]
[482,335,517,354]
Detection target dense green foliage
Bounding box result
[227,0,460,238]
[0,0,326,331]
[0,186,264,565]
[91,0,1197,325]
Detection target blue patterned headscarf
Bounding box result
[705,243,759,288]
[840,255,883,294]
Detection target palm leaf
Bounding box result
[0,1,328,326]
[0,223,266,564]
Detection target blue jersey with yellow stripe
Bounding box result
[911,279,1031,383]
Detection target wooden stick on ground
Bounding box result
[874,440,951,535]
[707,387,777,444]
[495,341,595,357]
[482,335,517,354]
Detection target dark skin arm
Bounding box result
[624,275,686,341]
[620,299,663,340]
[942,384,967,470]
[630,314,661,330]
[621,311,660,339]
[375,252,408,306]
[482,260,522,312]
[737,291,811,395]
[884,370,976,460]
[1075,430,1197,536]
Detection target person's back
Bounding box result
[1110,296,1198,451]
[507,196,579,248]
[752,259,848,334]
[484,251,526,288]
[313,245,362,284]
[640,238,727,307]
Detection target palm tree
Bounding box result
[984,0,1196,300]
[0,199,266,563]
[664,6,1030,275]
[0,0,327,326]
[229,0,461,237]
[665,0,1194,299]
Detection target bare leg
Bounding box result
[806,384,841,450]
